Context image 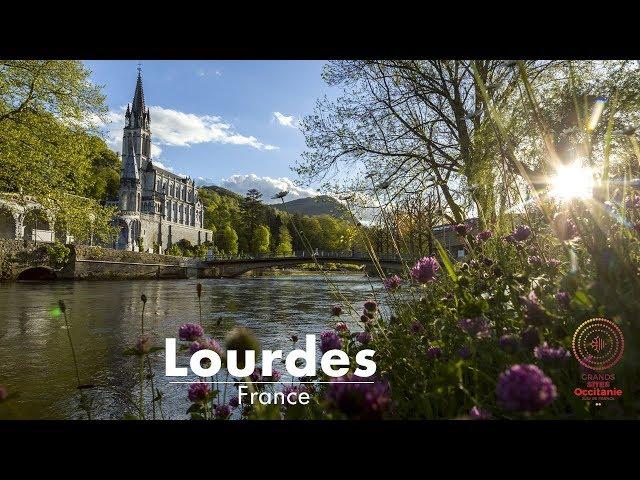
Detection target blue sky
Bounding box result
[83,60,336,202]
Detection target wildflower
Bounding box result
[482,257,494,267]
[469,406,491,419]
[363,300,377,312]
[229,396,239,408]
[320,331,343,353]
[189,337,222,356]
[528,255,542,267]
[411,320,424,334]
[335,322,349,332]
[225,327,260,368]
[360,315,370,323]
[499,334,519,354]
[250,367,263,383]
[477,230,492,242]
[355,331,372,345]
[547,258,561,268]
[325,374,391,420]
[136,335,151,354]
[282,385,309,404]
[178,323,204,341]
[512,225,532,241]
[411,256,440,283]
[555,291,570,308]
[384,275,402,292]
[187,381,211,403]
[196,283,202,298]
[0,385,7,401]
[140,294,147,304]
[534,342,570,364]
[331,305,343,316]
[426,346,442,360]
[362,309,375,319]
[521,291,549,326]
[458,346,472,359]
[504,233,516,243]
[553,213,579,241]
[454,223,468,236]
[291,334,299,343]
[625,193,640,209]
[214,404,232,419]
[458,317,490,338]
[496,364,557,412]
[521,327,541,349]
[268,369,283,382]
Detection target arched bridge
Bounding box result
[198,251,404,278]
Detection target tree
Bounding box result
[274,224,293,256]
[217,224,238,255]
[252,225,270,254]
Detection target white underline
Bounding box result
[168,381,374,384]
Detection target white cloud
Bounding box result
[93,105,279,158]
[273,111,298,128]
[218,174,318,203]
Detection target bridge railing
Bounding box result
[204,250,403,263]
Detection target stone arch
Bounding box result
[17,266,57,281]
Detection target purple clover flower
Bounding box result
[325,374,391,420]
[512,225,532,242]
[335,322,349,332]
[533,342,570,364]
[229,396,239,408]
[189,337,222,356]
[384,275,402,292]
[282,385,309,405]
[411,320,424,334]
[496,364,557,412]
[355,331,372,345]
[625,193,640,209]
[426,346,442,360]
[476,230,492,242]
[269,369,283,382]
[179,323,204,342]
[553,213,579,241]
[528,255,543,267]
[555,291,570,308]
[250,367,263,383]
[320,331,343,353]
[411,256,440,283]
[214,404,232,419]
[187,381,211,403]
[499,334,519,354]
[469,406,492,419]
[363,300,377,312]
[454,223,468,236]
[331,305,343,316]
[458,317,490,338]
[547,258,561,268]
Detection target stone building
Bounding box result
[107,71,213,252]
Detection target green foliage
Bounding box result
[44,241,70,269]
[252,225,270,253]
[166,244,182,256]
[217,224,239,255]
[274,224,293,255]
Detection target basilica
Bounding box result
[108,72,213,252]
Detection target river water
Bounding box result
[0,274,380,419]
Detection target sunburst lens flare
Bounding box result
[549,161,595,202]
[587,97,606,131]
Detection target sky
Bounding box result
[83,60,336,203]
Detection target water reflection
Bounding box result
[0,274,378,419]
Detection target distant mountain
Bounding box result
[274,195,349,219]
[201,184,244,201]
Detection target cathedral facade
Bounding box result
[108,72,213,252]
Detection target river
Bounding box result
[0,274,381,419]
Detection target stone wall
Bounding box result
[0,239,51,280]
[66,245,191,280]
[137,214,212,253]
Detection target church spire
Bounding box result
[130,65,148,129]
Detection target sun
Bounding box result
[548,160,595,202]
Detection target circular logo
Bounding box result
[572,318,624,371]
